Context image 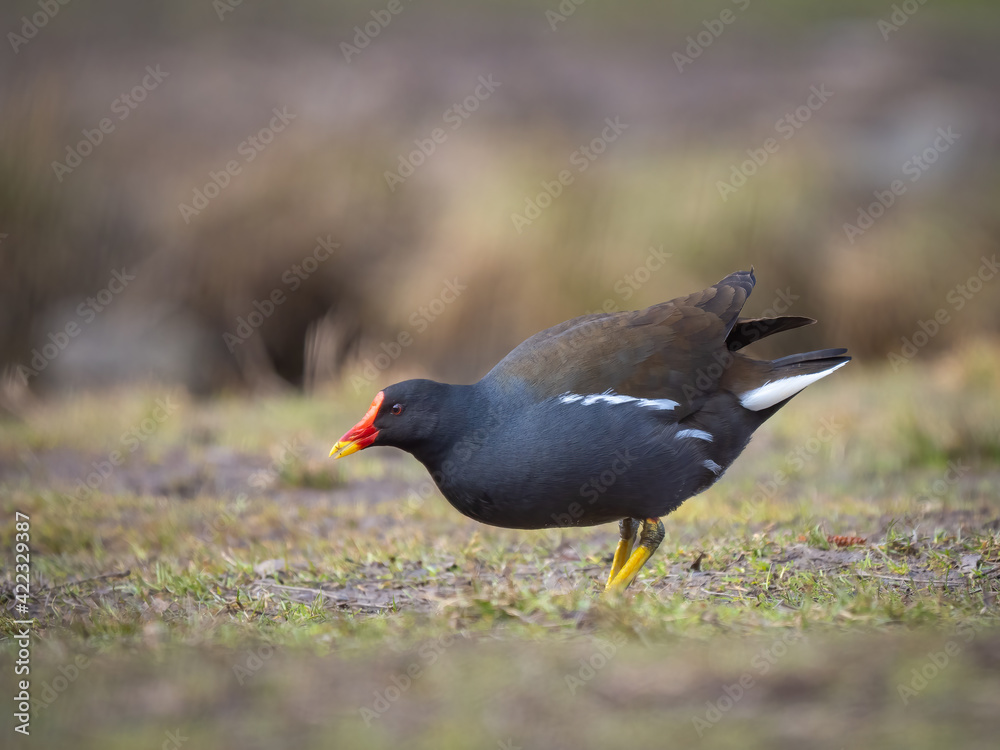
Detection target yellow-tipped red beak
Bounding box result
[330,391,384,459]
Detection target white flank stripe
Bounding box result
[676,428,713,443]
[738,361,848,412]
[582,393,637,406]
[557,391,678,411]
[636,397,679,411]
[703,459,722,475]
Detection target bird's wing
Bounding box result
[485,270,756,416]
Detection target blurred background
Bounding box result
[2,0,999,397]
[4,6,1000,748]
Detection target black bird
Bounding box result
[331,270,848,592]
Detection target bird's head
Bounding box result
[329,379,447,459]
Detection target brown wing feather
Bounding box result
[485,270,756,413]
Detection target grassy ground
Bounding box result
[2,343,1000,748]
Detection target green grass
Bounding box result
[1,346,1000,747]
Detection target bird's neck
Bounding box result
[407,382,495,469]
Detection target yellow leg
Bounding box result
[605,518,665,594]
[605,518,639,588]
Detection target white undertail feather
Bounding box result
[738,361,848,412]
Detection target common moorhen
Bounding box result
[331,270,848,592]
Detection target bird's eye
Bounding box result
[391,403,404,416]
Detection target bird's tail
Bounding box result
[736,348,850,413]
[726,316,816,351]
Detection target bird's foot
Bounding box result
[604,517,664,594]
[605,517,639,588]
